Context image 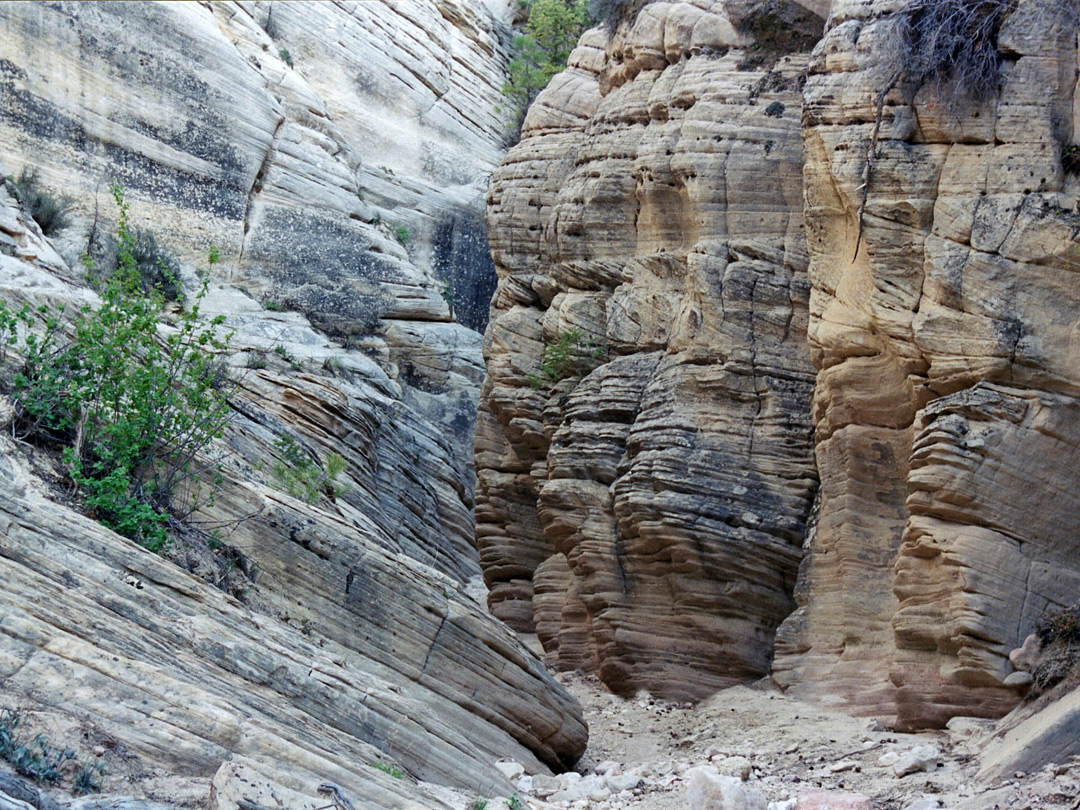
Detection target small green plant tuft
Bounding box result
[506,795,523,810]
[73,761,105,794]
[471,799,489,810]
[531,328,605,388]
[6,166,73,236]
[372,762,405,779]
[264,299,282,311]
[279,47,293,68]
[393,225,411,246]
[245,351,269,370]
[0,707,102,789]
[272,434,349,505]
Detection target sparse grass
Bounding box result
[471,799,488,810]
[506,795,523,810]
[278,47,293,68]
[393,225,411,246]
[372,762,404,779]
[6,166,73,236]
[271,433,349,505]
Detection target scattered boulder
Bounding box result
[495,761,525,781]
[714,756,753,781]
[893,744,941,778]
[1009,634,1041,672]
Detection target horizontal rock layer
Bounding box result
[476,0,822,701]
[0,0,507,475]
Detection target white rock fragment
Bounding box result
[686,766,768,810]
[828,760,857,773]
[893,744,941,777]
[877,751,900,768]
[495,760,525,780]
[714,756,753,780]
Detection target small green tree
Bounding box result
[271,434,349,505]
[527,328,605,389]
[503,0,589,118]
[1,185,233,550]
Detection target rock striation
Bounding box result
[0,0,508,474]
[772,0,1080,729]
[476,0,823,701]
[0,1,589,807]
[0,157,586,806]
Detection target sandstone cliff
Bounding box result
[772,0,1080,731]
[477,0,824,701]
[478,0,1080,735]
[0,1,588,807]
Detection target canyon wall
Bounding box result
[0,2,588,807]
[477,0,823,701]
[773,0,1080,730]
[478,0,1080,729]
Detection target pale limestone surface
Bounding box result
[477,0,823,701]
[772,0,1080,729]
[0,180,586,806]
[0,0,507,472]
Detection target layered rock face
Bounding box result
[0,152,585,809]
[773,0,1080,729]
[477,0,823,701]
[0,1,589,806]
[0,0,507,473]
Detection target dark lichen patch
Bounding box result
[432,212,497,333]
[0,59,247,220]
[730,0,825,64]
[242,206,400,337]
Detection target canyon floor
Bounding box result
[425,636,1080,810]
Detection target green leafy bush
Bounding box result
[528,328,605,388]
[6,167,73,236]
[1,185,232,550]
[85,221,184,302]
[272,434,348,505]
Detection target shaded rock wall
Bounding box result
[476,0,822,701]
[772,0,1080,729]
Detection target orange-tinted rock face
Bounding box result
[477,0,822,701]
[773,0,1080,729]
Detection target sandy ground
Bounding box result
[427,642,1080,810]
